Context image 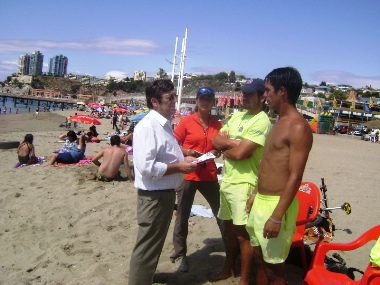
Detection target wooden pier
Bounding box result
[0,93,77,111]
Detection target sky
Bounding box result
[1,0,380,88]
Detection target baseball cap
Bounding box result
[196,87,215,99]
[235,78,265,94]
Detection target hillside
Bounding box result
[31,76,88,94]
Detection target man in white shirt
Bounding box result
[128,79,197,285]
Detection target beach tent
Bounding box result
[77,102,86,105]
[129,112,147,123]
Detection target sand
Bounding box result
[0,110,379,285]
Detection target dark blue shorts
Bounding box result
[56,152,75,164]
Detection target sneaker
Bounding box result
[174,256,189,272]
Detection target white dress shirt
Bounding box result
[133,110,184,190]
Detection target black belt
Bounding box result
[138,189,175,193]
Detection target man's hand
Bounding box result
[184,156,198,163]
[262,218,281,239]
[177,160,197,174]
[245,195,255,214]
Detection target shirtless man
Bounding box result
[246,67,313,285]
[92,135,134,182]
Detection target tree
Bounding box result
[229,71,236,83]
[156,68,167,79]
[331,89,347,100]
[71,85,80,93]
[214,72,228,81]
[316,93,326,99]
[320,81,327,86]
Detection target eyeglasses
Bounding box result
[161,92,177,102]
[197,87,215,97]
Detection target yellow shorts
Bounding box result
[246,193,299,264]
[218,182,254,225]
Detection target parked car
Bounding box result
[337,125,354,134]
[353,125,369,135]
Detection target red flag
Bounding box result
[218,96,223,107]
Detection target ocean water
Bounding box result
[0,98,33,114]
[0,97,75,115]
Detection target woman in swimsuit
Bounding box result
[17,134,38,165]
[86,125,99,142]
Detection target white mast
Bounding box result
[172,28,188,112]
[171,37,178,82]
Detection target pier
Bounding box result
[0,93,77,111]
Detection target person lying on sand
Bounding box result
[92,135,134,182]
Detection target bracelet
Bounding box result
[269,216,282,224]
[250,193,256,198]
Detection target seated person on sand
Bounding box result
[120,123,134,147]
[86,125,100,143]
[49,131,86,165]
[92,135,134,183]
[17,134,38,165]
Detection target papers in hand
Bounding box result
[193,152,216,164]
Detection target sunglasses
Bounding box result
[197,87,215,97]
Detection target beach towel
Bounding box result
[14,156,45,168]
[57,156,93,167]
[126,145,133,155]
[190,204,214,218]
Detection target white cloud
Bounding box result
[309,70,380,89]
[104,71,129,81]
[0,60,18,79]
[0,37,159,56]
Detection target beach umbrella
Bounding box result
[88,102,101,108]
[113,107,127,113]
[95,107,103,112]
[76,101,86,105]
[70,115,101,125]
[129,112,147,123]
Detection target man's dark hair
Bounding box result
[67,130,77,140]
[110,135,121,146]
[145,79,174,109]
[265,67,302,105]
[24,134,34,144]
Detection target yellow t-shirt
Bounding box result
[221,111,271,185]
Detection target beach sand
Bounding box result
[0,110,379,285]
